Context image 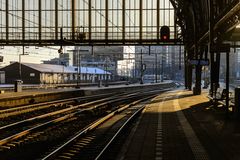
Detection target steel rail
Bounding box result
[0,90,152,146]
[0,93,114,116]
[41,95,155,160]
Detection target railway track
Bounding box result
[42,96,153,160]
[0,92,115,121]
[0,91,133,141]
[0,88,172,159]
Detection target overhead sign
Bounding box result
[199,59,209,66]
[189,59,209,66]
[189,59,199,65]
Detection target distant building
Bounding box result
[42,53,72,66]
[0,62,111,84]
[135,46,184,81]
[72,46,132,79]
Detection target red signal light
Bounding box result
[160,26,170,41]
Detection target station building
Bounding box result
[0,62,111,84]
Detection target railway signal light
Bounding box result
[160,26,170,41]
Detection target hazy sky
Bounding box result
[0,46,74,66]
[0,0,174,66]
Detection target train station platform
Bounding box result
[119,89,240,160]
[0,82,173,99]
[0,82,176,108]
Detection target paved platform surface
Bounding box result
[0,82,172,99]
[0,85,111,99]
[119,89,240,160]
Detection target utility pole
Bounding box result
[155,51,158,83]
[19,46,24,80]
[161,54,164,82]
[19,46,29,81]
[76,48,81,88]
[140,49,143,84]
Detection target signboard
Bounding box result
[189,59,209,66]
[199,59,209,66]
[189,59,199,65]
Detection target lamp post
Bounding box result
[155,50,158,83]
[104,57,109,87]
[76,48,81,88]
[76,26,86,88]
[161,54,164,82]
[19,46,29,80]
[140,49,143,84]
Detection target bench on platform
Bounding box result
[207,88,234,107]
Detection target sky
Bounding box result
[0,0,175,66]
[0,46,74,66]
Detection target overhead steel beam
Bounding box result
[1,0,180,46]
[214,1,240,31]
[0,38,182,46]
[196,1,240,46]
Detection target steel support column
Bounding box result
[157,0,160,42]
[174,11,177,40]
[194,47,203,95]
[187,64,193,90]
[105,0,109,42]
[184,49,188,89]
[155,51,158,83]
[122,0,125,43]
[39,0,42,42]
[139,0,143,42]
[195,64,202,94]
[194,49,203,95]
[55,0,58,40]
[88,0,92,41]
[186,50,193,90]
[209,0,214,96]
[22,0,25,41]
[140,50,143,84]
[72,0,76,40]
[226,51,230,118]
[6,0,9,42]
[211,52,221,97]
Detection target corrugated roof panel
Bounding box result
[21,63,111,75]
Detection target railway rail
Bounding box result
[0,87,174,159]
[42,96,152,160]
[0,92,120,127]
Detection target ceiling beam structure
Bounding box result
[0,0,238,48]
[0,0,183,46]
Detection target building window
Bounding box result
[30,73,35,77]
